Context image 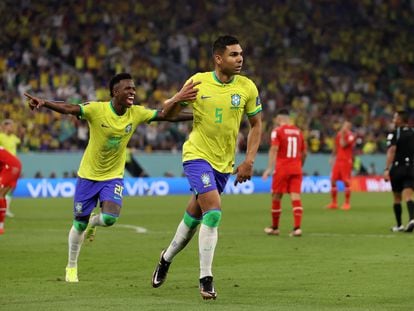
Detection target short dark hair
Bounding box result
[397,110,409,123]
[109,73,132,97]
[277,108,290,116]
[212,35,239,55]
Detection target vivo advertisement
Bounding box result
[13,176,391,198]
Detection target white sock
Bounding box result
[89,213,106,227]
[163,220,198,262]
[199,223,218,279]
[5,194,11,210]
[67,226,85,268]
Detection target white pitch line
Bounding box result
[308,232,397,238]
[117,224,148,234]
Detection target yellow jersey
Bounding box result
[182,72,262,173]
[0,132,20,155]
[78,101,157,180]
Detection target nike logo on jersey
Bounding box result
[101,124,110,128]
[201,95,212,99]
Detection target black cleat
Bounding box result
[151,250,171,288]
[199,276,217,300]
[405,220,414,233]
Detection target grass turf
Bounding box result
[1,192,414,310]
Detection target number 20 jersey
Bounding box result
[271,124,305,174]
[181,71,262,173]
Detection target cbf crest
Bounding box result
[201,173,212,188]
[231,94,241,108]
[125,123,132,133]
[75,202,83,215]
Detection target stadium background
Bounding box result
[2,1,414,180]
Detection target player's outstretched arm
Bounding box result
[234,113,262,185]
[24,92,81,116]
[160,80,200,119]
[153,110,193,122]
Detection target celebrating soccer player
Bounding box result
[384,110,414,232]
[151,35,262,300]
[262,109,307,237]
[24,73,199,282]
[326,120,355,210]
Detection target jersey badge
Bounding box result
[201,173,212,188]
[231,94,241,108]
[125,123,132,133]
[75,202,83,215]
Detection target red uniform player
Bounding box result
[0,147,22,234]
[326,121,355,210]
[262,109,307,237]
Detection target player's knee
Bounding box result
[183,212,201,229]
[73,219,88,232]
[102,213,118,226]
[202,210,222,228]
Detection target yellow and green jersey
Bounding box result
[0,133,20,155]
[78,101,157,180]
[182,71,262,173]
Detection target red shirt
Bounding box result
[271,124,305,174]
[335,130,355,162]
[0,147,21,168]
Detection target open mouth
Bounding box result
[126,96,134,105]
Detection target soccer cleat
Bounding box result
[405,220,414,233]
[326,202,338,209]
[289,228,302,237]
[199,276,217,300]
[65,266,78,282]
[341,203,351,210]
[391,225,405,232]
[85,213,97,242]
[151,250,171,288]
[264,226,280,236]
[6,209,14,218]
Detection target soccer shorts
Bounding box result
[272,171,302,193]
[0,157,21,189]
[390,165,414,193]
[331,162,352,183]
[73,177,124,218]
[183,159,230,196]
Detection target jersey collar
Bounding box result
[212,71,235,85]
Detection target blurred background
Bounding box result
[1,0,413,177]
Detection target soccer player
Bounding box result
[326,120,355,210]
[384,110,414,232]
[0,147,22,234]
[24,72,199,282]
[262,109,307,237]
[151,35,262,300]
[0,119,21,218]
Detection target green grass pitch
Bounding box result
[1,192,414,310]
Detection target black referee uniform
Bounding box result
[386,125,414,231]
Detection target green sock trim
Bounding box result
[73,220,88,232]
[102,213,118,226]
[202,210,222,228]
[183,212,201,229]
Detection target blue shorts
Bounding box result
[183,159,230,195]
[73,177,124,218]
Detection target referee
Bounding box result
[384,110,414,232]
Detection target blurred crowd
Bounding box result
[1,0,414,154]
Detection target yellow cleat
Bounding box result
[65,266,79,282]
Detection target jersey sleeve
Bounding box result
[136,106,158,123]
[386,131,396,148]
[79,101,98,120]
[245,81,262,117]
[270,128,279,146]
